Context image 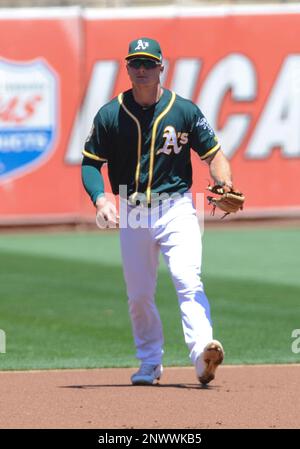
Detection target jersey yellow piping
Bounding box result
[200,142,221,160]
[146,91,176,203]
[118,91,176,203]
[82,149,107,162]
[118,93,142,195]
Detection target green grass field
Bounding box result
[0,227,299,370]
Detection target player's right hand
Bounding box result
[95,196,119,229]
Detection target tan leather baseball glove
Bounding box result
[207,184,245,218]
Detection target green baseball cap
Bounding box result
[125,37,162,63]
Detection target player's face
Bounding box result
[126,58,164,86]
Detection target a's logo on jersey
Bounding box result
[196,117,214,136]
[157,126,188,156]
[0,58,58,181]
[135,40,149,51]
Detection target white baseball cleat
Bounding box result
[131,363,163,386]
[196,340,224,385]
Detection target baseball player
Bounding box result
[82,37,236,386]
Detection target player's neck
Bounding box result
[132,84,163,108]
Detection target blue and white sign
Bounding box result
[0,59,58,181]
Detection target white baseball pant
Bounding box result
[119,195,212,372]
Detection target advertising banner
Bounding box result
[0,6,300,223]
[0,8,82,222]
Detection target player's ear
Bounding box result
[160,65,164,74]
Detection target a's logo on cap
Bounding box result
[135,40,149,51]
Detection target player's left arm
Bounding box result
[189,105,233,193]
[205,149,233,193]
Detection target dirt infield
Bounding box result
[0,365,299,429]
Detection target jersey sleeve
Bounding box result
[81,156,105,205]
[189,105,220,160]
[82,110,110,162]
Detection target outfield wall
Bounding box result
[0,5,300,224]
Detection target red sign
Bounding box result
[0,6,300,223]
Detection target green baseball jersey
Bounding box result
[83,88,220,202]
